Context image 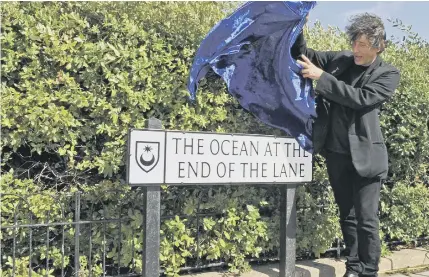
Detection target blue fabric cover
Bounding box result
[187,1,317,152]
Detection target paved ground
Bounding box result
[181,248,429,277]
[386,272,429,277]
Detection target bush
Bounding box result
[1,2,428,276]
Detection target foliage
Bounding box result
[380,181,429,242]
[1,2,428,277]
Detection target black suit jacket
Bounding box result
[292,34,400,179]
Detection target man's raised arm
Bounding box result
[291,31,337,70]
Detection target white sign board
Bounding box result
[127,129,312,185]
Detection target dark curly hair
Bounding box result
[346,13,386,53]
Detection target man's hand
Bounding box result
[297,54,324,80]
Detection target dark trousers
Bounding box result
[326,151,382,277]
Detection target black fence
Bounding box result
[0,186,339,277]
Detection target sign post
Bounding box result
[142,118,162,277]
[127,125,312,277]
[279,184,297,277]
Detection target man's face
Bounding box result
[351,34,379,66]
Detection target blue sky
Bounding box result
[308,1,429,42]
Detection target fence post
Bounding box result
[75,192,81,277]
[279,184,297,277]
[142,118,162,277]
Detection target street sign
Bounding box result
[127,129,312,185]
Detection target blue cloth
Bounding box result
[187,1,317,152]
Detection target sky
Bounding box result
[308,1,429,42]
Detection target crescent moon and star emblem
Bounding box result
[136,141,160,173]
[140,145,155,166]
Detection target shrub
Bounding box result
[1,2,428,276]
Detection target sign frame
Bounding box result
[126,128,314,186]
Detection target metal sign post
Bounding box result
[127,120,312,277]
[142,118,162,277]
[279,184,297,277]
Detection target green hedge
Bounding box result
[1,2,428,276]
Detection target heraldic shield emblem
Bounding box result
[136,141,160,173]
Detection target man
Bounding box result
[292,13,400,277]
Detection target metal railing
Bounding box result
[0,185,337,277]
[1,190,144,277]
